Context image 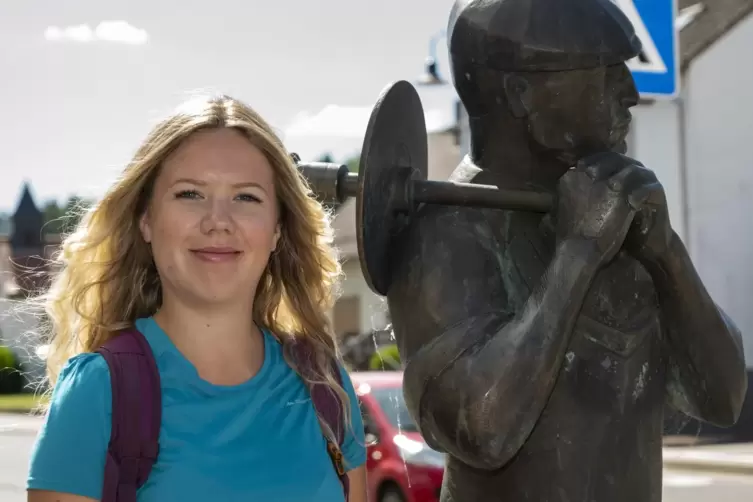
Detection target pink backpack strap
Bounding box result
[95,329,162,502]
[289,340,350,501]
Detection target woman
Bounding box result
[26,94,367,502]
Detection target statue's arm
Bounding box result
[388,208,602,470]
[651,232,748,426]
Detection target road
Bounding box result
[663,470,753,500]
[2,414,753,501]
[1,417,38,502]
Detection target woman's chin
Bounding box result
[180,282,253,309]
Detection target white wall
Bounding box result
[630,102,686,243]
[683,14,753,365]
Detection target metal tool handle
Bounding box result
[412,180,553,213]
[291,154,353,204]
[291,153,554,213]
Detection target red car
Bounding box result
[351,371,445,502]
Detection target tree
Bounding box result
[62,196,94,233]
[368,344,401,371]
[42,200,66,234]
[345,153,360,173]
[317,152,335,163]
[42,195,94,235]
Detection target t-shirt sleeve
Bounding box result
[27,352,112,499]
[337,364,367,471]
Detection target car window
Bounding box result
[369,387,419,432]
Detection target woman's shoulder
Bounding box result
[36,351,113,446]
[57,351,111,386]
[28,352,113,499]
[48,352,112,413]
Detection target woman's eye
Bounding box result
[236,193,261,203]
[175,189,201,199]
[172,190,260,202]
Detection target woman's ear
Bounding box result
[139,211,153,244]
[272,224,281,252]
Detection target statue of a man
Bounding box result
[386,0,748,500]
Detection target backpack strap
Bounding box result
[290,340,350,501]
[96,329,161,502]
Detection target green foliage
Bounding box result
[42,195,95,235]
[312,152,359,172]
[42,201,66,234]
[369,344,401,371]
[0,346,23,394]
[346,154,360,173]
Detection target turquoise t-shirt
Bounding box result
[27,317,366,501]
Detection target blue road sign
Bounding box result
[613,0,679,98]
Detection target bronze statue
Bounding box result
[384,0,749,501]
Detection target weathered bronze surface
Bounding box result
[293,81,553,296]
[355,81,428,296]
[289,2,748,498]
[379,1,750,502]
[295,133,553,217]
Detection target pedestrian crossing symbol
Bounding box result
[612,0,680,98]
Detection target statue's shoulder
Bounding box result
[448,155,483,183]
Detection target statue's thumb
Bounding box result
[628,185,654,211]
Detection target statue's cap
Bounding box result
[448,0,642,71]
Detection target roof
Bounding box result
[680,0,753,68]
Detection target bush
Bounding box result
[0,346,23,394]
[368,344,402,371]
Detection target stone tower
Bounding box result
[9,183,48,296]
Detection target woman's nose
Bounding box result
[200,200,235,234]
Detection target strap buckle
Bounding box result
[327,440,346,476]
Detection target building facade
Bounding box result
[0,184,61,388]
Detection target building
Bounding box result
[645,0,753,442]
[0,184,61,298]
[0,184,62,389]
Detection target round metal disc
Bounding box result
[356,80,428,296]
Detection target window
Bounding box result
[370,387,419,433]
[333,296,360,337]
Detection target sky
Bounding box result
[0,0,459,211]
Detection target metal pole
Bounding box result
[412,179,553,213]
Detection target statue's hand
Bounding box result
[622,165,673,265]
[555,152,651,266]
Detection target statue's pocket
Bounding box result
[575,313,658,358]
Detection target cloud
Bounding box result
[285,104,455,139]
[285,105,371,138]
[282,103,457,163]
[44,21,148,45]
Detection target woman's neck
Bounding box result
[152,296,264,385]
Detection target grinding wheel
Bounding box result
[356,80,428,296]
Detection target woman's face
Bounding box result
[140,128,281,309]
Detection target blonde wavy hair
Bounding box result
[37,93,350,439]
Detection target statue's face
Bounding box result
[525,63,639,165]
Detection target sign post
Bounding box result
[613,0,680,98]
